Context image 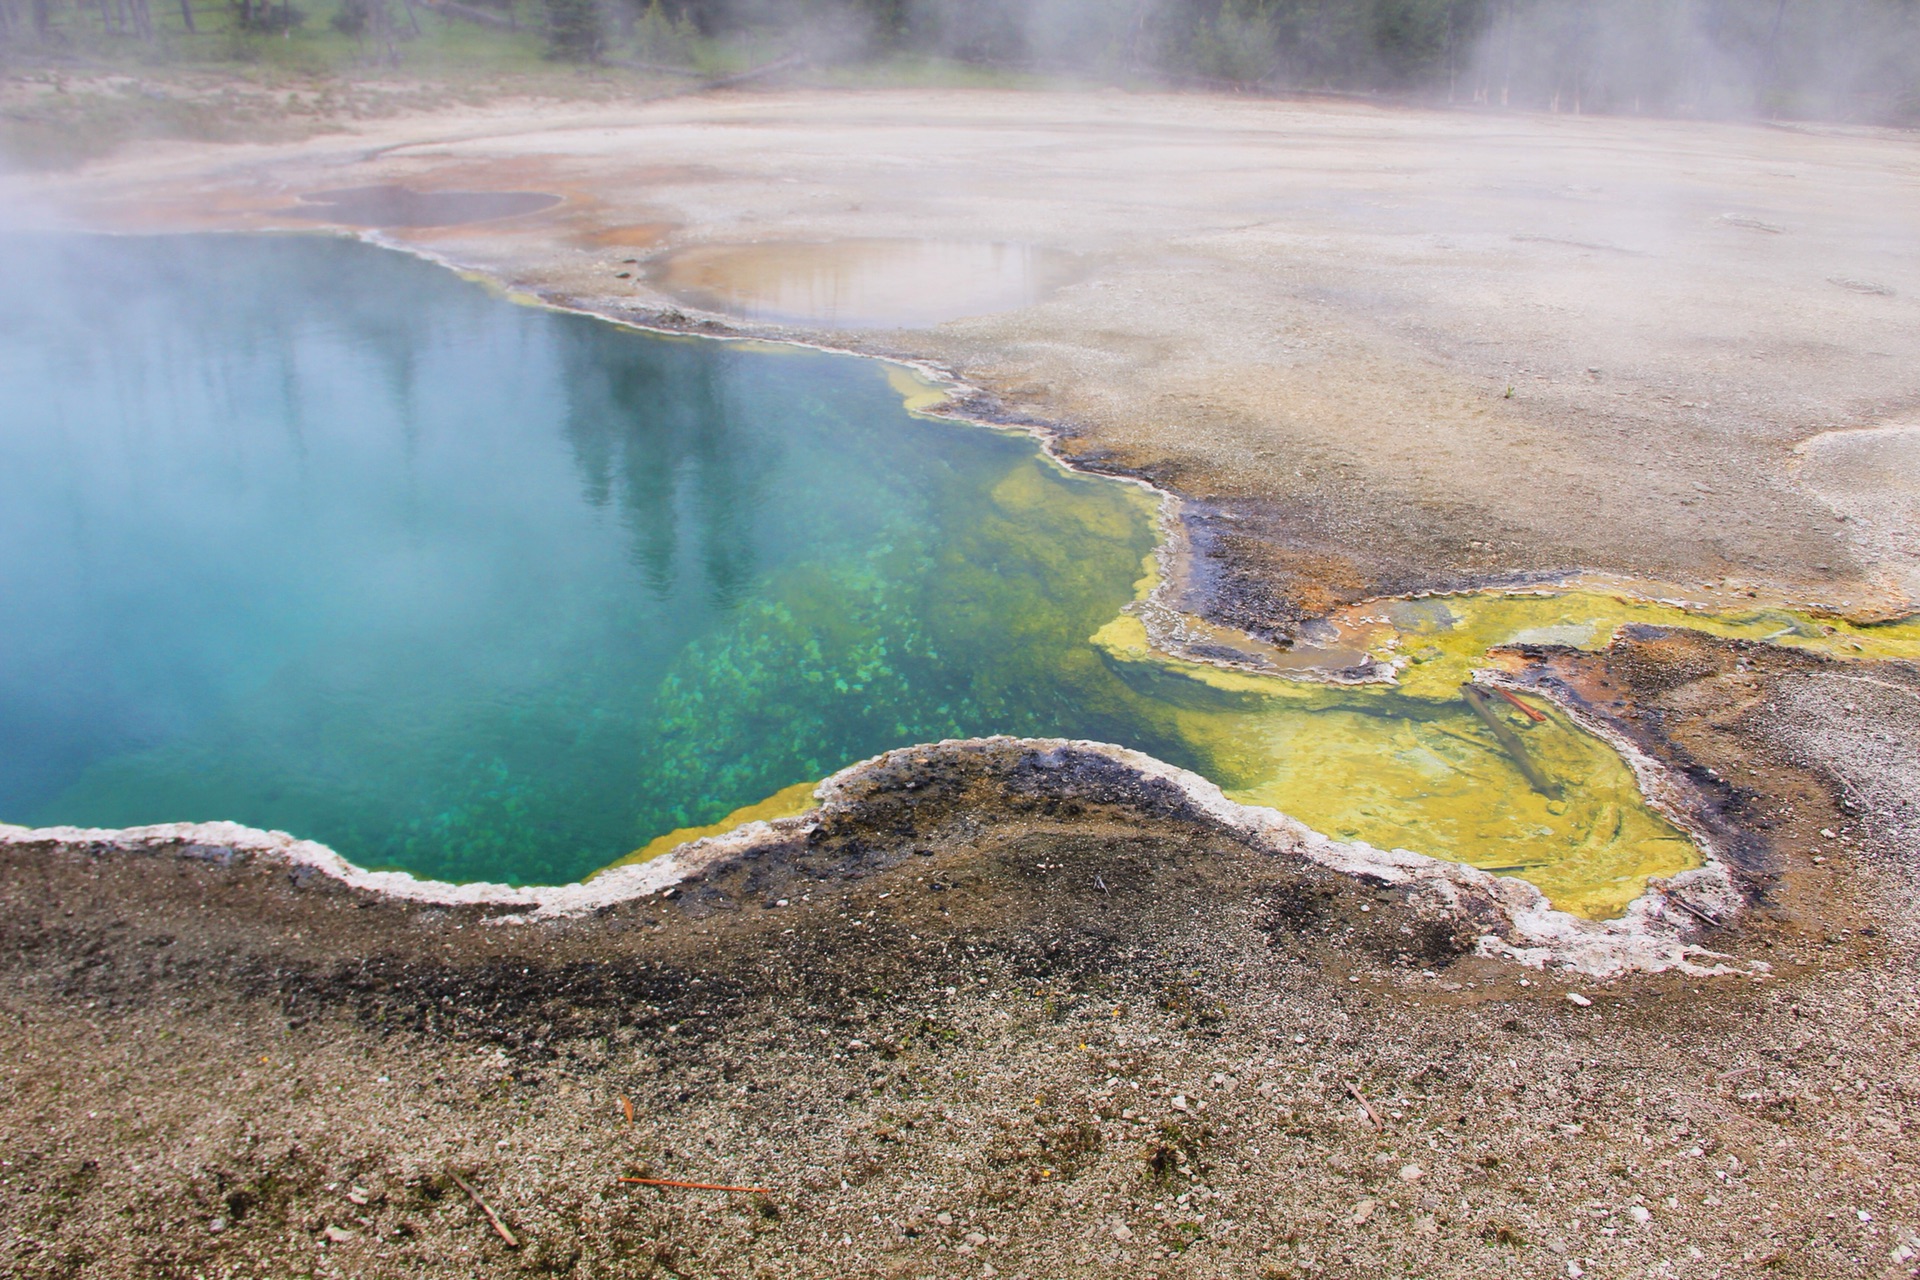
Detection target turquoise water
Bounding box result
[0,234,1170,885]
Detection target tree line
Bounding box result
[3,0,1917,124]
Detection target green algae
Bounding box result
[1085,580,1920,918]
[1372,589,1920,701]
[1086,610,1698,920]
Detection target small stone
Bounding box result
[1171,1095,1189,1112]
[1112,1224,1133,1241]
[1566,1262,1585,1279]
[965,1231,988,1246]
[208,1217,226,1233]
[1399,1164,1424,1182]
[1350,1198,1376,1225]
[848,1040,868,1051]
[347,1187,370,1206]
[1566,992,1593,1007]
[1628,1205,1652,1224]
[323,1225,355,1243]
[935,1212,953,1227]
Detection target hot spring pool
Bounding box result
[0,233,1716,915]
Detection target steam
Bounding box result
[676,0,1920,123]
[1459,0,1920,120]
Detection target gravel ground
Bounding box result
[4,632,1917,1280]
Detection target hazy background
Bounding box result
[3,0,1917,127]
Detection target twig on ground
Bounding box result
[413,0,514,28]
[1345,1081,1383,1131]
[448,1170,519,1247]
[642,52,809,104]
[1671,897,1723,927]
[619,1176,773,1194]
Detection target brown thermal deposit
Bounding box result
[4,85,1920,1280]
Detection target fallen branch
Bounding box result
[1461,684,1562,798]
[414,0,515,29]
[1344,1081,1383,1131]
[1670,896,1723,928]
[448,1171,519,1247]
[604,56,706,77]
[1493,686,1548,723]
[642,52,808,103]
[619,1176,773,1194]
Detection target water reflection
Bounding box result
[556,320,764,604]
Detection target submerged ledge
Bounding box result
[0,735,1755,979]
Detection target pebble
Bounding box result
[1112,1224,1133,1241]
[1350,1198,1376,1225]
[1566,992,1593,1007]
[1629,1205,1652,1224]
[1399,1164,1424,1182]
[323,1225,355,1243]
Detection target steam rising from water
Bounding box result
[730,0,1918,122]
